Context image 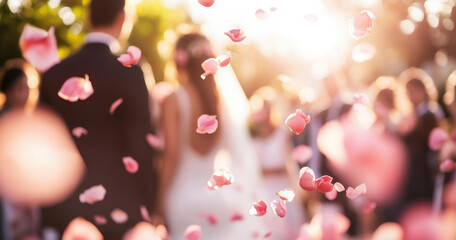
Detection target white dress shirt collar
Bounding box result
[84,32,120,53]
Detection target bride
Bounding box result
[159,33,267,239]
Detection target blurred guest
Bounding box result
[160,33,266,240]
[39,0,157,238]
[399,68,441,208]
[248,86,305,239]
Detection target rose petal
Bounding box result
[363,201,377,213]
[207,168,234,190]
[346,183,367,199]
[111,208,128,224]
[249,200,267,216]
[291,145,312,164]
[140,205,151,222]
[196,114,218,134]
[429,127,449,151]
[276,188,295,202]
[198,0,214,7]
[184,225,201,240]
[264,232,272,238]
[255,9,268,20]
[72,127,88,139]
[200,58,218,80]
[334,182,345,192]
[285,109,311,135]
[349,10,375,39]
[216,52,231,67]
[325,188,338,201]
[19,24,60,72]
[440,159,455,172]
[79,185,107,205]
[146,133,164,149]
[224,29,247,43]
[123,156,139,174]
[117,46,141,67]
[315,175,334,193]
[230,212,244,222]
[58,75,94,102]
[271,199,286,218]
[299,167,316,191]
[94,215,107,225]
[109,98,123,114]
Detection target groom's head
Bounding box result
[89,0,125,38]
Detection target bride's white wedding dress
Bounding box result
[165,68,267,240]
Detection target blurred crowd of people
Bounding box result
[0,0,456,240]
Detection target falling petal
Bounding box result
[271,199,286,218]
[19,24,60,72]
[109,98,123,114]
[198,0,214,7]
[94,215,107,225]
[146,133,164,150]
[230,212,244,222]
[58,75,94,102]
[216,52,231,67]
[363,201,377,213]
[315,175,334,193]
[249,200,267,216]
[111,208,128,224]
[334,182,345,192]
[291,145,312,164]
[429,127,449,151]
[196,114,218,134]
[224,29,247,42]
[207,168,234,190]
[285,109,311,135]
[299,167,316,191]
[123,156,139,174]
[140,205,151,222]
[117,46,141,67]
[264,232,272,238]
[79,185,107,205]
[184,225,201,240]
[255,9,268,20]
[72,127,88,139]
[200,58,218,80]
[325,188,338,200]
[276,188,295,202]
[349,10,375,39]
[440,159,455,172]
[346,183,367,199]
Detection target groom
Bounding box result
[39,0,157,238]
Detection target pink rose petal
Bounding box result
[58,74,94,102]
[255,9,268,20]
[251,231,260,238]
[276,188,295,202]
[299,167,316,191]
[111,208,128,224]
[19,24,60,72]
[224,29,246,42]
[117,46,141,67]
[271,199,286,218]
[94,215,107,225]
[285,109,311,135]
[325,188,338,201]
[198,0,214,7]
[349,10,375,39]
[196,114,218,134]
[315,175,334,193]
[334,182,345,192]
[146,133,164,150]
[363,201,377,213]
[207,168,234,190]
[140,205,151,222]
[440,159,455,172]
[109,98,123,114]
[216,52,231,67]
[184,225,201,240]
[72,127,88,139]
[200,58,218,80]
[79,185,107,205]
[123,156,139,174]
[249,200,267,216]
[346,183,367,199]
[230,212,244,222]
[264,232,272,238]
[429,127,449,151]
[291,145,312,164]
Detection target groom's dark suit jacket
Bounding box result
[39,42,157,239]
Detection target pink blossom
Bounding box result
[198,0,214,7]
[299,167,316,191]
[184,225,201,240]
[271,199,287,218]
[291,145,313,164]
[429,127,449,151]
[349,10,375,39]
[276,188,295,202]
[117,46,141,67]
[224,29,247,42]
[123,156,139,174]
[58,74,94,102]
[285,109,311,135]
[196,114,218,134]
[207,168,234,190]
[79,185,106,205]
[19,24,60,72]
[72,127,88,139]
[199,213,218,225]
[200,58,218,80]
[249,200,267,216]
[109,98,123,114]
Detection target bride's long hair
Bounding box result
[174,33,219,117]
